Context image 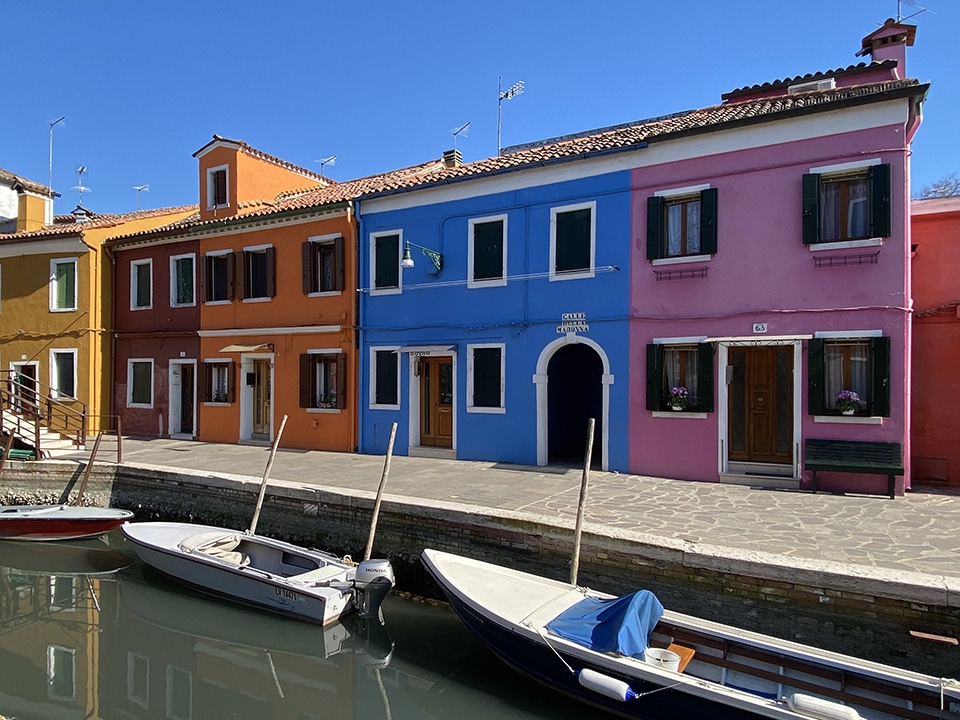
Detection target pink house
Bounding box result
[629,20,925,495]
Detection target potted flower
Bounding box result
[835,389,862,415]
[668,386,688,411]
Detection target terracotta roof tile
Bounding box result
[0,204,198,242]
[193,134,333,186]
[0,167,55,197]
[721,60,898,100]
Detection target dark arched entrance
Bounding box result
[547,343,602,466]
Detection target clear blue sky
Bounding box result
[3,1,956,215]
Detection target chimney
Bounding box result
[14,184,51,233]
[442,149,462,168]
[857,18,917,79]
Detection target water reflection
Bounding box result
[0,533,607,720]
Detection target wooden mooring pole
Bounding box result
[570,417,595,586]
[364,422,397,561]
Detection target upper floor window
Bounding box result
[49,258,77,312]
[131,259,152,310]
[370,347,400,408]
[803,162,891,245]
[170,254,195,307]
[302,235,344,295]
[467,344,505,412]
[300,351,346,409]
[550,202,595,280]
[646,342,714,413]
[207,165,229,209]
[50,348,77,400]
[240,246,275,301]
[647,187,718,260]
[808,335,890,417]
[203,251,234,303]
[371,231,401,294]
[468,216,507,287]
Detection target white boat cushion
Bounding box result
[179,532,249,566]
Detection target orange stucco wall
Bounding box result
[910,199,960,486]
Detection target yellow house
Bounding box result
[0,204,196,440]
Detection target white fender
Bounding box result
[785,693,863,720]
[577,668,638,702]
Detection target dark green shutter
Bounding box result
[870,164,891,238]
[802,174,820,245]
[302,241,314,294]
[299,354,312,408]
[870,336,891,417]
[555,208,591,272]
[646,344,663,411]
[699,189,718,256]
[807,338,825,415]
[473,221,503,280]
[374,234,399,289]
[647,196,664,260]
[698,342,714,412]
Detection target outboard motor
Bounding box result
[353,559,395,619]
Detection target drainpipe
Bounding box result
[354,198,364,454]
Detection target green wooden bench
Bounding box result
[804,439,903,499]
[0,448,37,462]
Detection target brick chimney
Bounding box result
[442,149,462,168]
[857,18,917,79]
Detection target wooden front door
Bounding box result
[419,356,453,448]
[12,364,37,414]
[252,359,271,438]
[728,347,793,464]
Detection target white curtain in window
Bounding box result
[666,204,682,256]
[825,343,868,408]
[665,347,699,403]
[847,178,869,239]
[686,201,700,254]
[821,183,841,241]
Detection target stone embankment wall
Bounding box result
[5,460,957,676]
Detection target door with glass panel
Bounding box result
[252,359,271,438]
[419,356,453,448]
[728,347,792,465]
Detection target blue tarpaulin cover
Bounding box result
[545,590,664,660]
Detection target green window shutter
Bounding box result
[375,235,399,289]
[334,236,345,291]
[473,347,501,407]
[699,189,718,256]
[802,173,821,245]
[697,342,714,412]
[299,354,312,408]
[870,336,891,417]
[647,196,664,260]
[870,163,892,238]
[646,343,663,411]
[807,338,825,415]
[336,353,347,409]
[555,208,591,272]
[301,241,314,294]
[473,221,503,280]
[375,350,398,405]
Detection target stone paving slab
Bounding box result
[58,437,960,581]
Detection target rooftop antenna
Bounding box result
[498,77,524,156]
[897,0,929,22]
[316,155,336,174]
[71,166,91,207]
[451,121,470,152]
[133,184,149,211]
[48,116,65,194]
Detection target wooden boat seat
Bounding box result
[179,532,250,566]
[291,565,344,585]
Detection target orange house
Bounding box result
[910,196,960,487]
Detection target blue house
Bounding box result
[357,147,635,471]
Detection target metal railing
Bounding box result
[0,369,95,458]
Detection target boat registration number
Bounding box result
[275,586,302,602]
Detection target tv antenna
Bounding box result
[896,0,929,22]
[498,77,524,156]
[451,121,470,151]
[48,116,65,193]
[133,184,149,211]
[71,165,91,206]
[316,155,336,174]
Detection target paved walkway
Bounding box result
[60,438,960,582]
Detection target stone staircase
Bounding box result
[1,413,85,458]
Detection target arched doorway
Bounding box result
[547,343,603,466]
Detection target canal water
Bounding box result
[0,532,615,720]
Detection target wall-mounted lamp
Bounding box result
[400,241,444,275]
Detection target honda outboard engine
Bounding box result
[353,559,395,619]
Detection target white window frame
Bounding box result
[49,576,78,611]
[549,201,596,282]
[49,257,78,312]
[47,645,76,701]
[307,233,343,297]
[467,214,508,288]
[127,358,155,408]
[170,253,196,308]
[203,358,232,405]
[808,158,883,251]
[49,348,78,400]
[241,243,273,303]
[370,230,403,296]
[467,343,505,413]
[166,665,193,720]
[369,346,401,410]
[206,164,229,210]
[130,258,153,310]
[127,651,150,709]
[306,348,343,413]
[652,183,712,266]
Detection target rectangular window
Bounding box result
[170,254,195,307]
[550,202,595,280]
[468,216,506,287]
[647,187,718,260]
[131,259,153,309]
[802,163,891,245]
[299,352,346,409]
[372,232,401,292]
[302,236,344,294]
[167,665,193,720]
[127,652,149,708]
[50,349,76,399]
[808,336,890,416]
[203,362,233,403]
[207,166,228,209]
[47,646,76,701]
[468,344,504,412]
[371,348,399,407]
[646,342,714,413]
[49,576,77,610]
[50,258,77,311]
[240,246,275,300]
[128,359,154,407]
[204,252,234,302]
